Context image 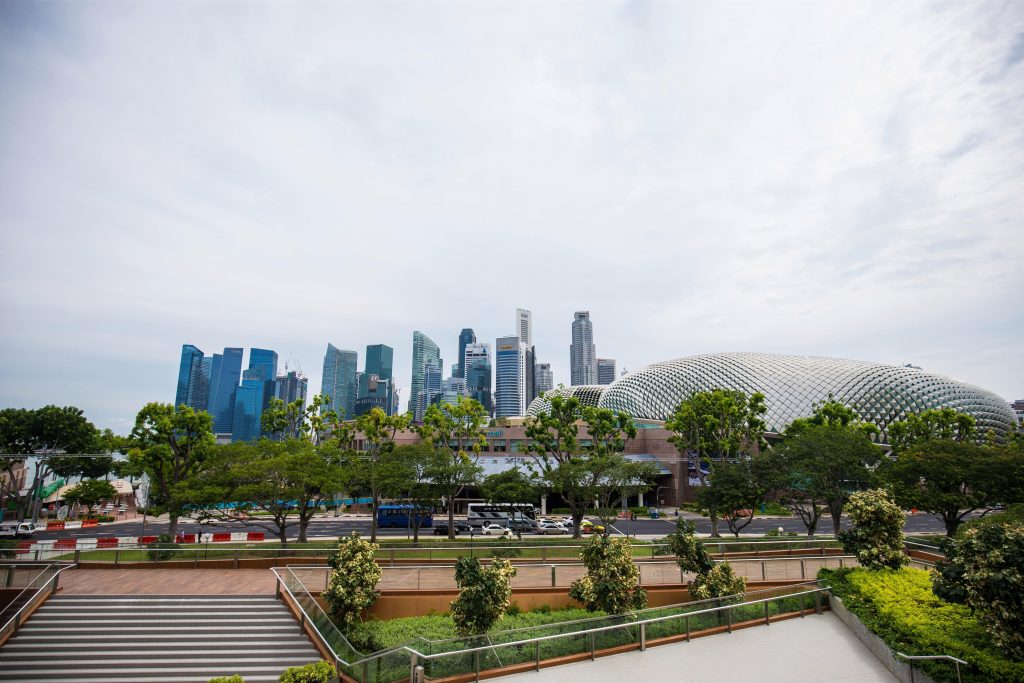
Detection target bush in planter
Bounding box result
[839,489,907,570]
[568,534,647,614]
[450,556,517,635]
[323,534,381,628]
[279,660,335,683]
[208,676,246,683]
[146,533,177,561]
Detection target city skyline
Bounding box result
[2,2,1022,431]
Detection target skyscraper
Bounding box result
[464,343,493,414]
[409,332,442,414]
[359,344,395,415]
[175,345,204,408]
[247,348,278,385]
[535,363,554,396]
[275,370,308,406]
[207,347,243,435]
[597,358,617,385]
[570,311,597,386]
[454,328,476,379]
[188,357,212,412]
[415,363,443,422]
[321,344,358,419]
[495,336,527,417]
[516,309,532,347]
[231,379,264,443]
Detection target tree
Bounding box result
[62,479,118,515]
[838,488,907,569]
[664,518,746,600]
[481,466,541,540]
[390,443,443,545]
[0,406,105,522]
[698,459,764,537]
[888,407,976,453]
[933,520,1024,659]
[784,395,879,440]
[129,402,214,537]
[887,439,1015,537]
[450,556,518,635]
[664,389,767,537]
[568,534,647,614]
[262,393,341,445]
[351,408,411,543]
[766,423,882,535]
[526,397,654,539]
[417,398,488,539]
[323,533,381,629]
[182,439,346,545]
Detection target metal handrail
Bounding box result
[0,562,75,640]
[269,566,363,668]
[895,651,967,683]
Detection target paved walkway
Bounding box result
[57,568,278,594]
[503,612,896,682]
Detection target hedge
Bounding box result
[821,567,1024,683]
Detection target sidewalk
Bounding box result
[57,568,278,595]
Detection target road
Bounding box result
[26,511,955,542]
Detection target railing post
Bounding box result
[764,601,770,625]
[409,651,418,682]
[474,649,481,681]
[551,565,556,587]
[727,606,732,633]
[761,561,767,581]
[815,590,822,614]
[685,614,690,641]
[590,631,595,660]
[640,622,646,651]
[234,550,239,569]
[800,559,805,579]
[535,640,541,671]
[909,662,915,683]
[362,661,368,683]
[114,549,120,567]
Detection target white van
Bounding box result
[0,522,37,539]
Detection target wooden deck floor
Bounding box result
[56,569,278,595]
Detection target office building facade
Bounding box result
[597,358,617,385]
[321,344,358,419]
[570,311,597,386]
[464,343,493,414]
[207,348,243,435]
[175,345,204,408]
[535,363,554,396]
[408,332,442,414]
[275,370,308,406]
[455,328,476,379]
[495,336,527,418]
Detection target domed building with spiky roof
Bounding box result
[527,352,1016,442]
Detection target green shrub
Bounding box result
[278,660,335,683]
[146,534,177,561]
[450,557,517,635]
[839,489,907,569]
[569,535,647,613]
[823,567,1024,682]
[690,563,746,600]
[323,534,381,628]
[208,676,245,683]
[0,540,15,559]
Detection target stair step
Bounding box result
[0,665,316,681]
[0,656,317,670]
[0,648,317,660]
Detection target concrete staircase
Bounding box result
[0,594,323,682]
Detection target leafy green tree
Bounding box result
[481,466,541,539]
[262,393,340,445]
[450,557,518,635]
[664,389,767,537]
[887,439,1018,537]
[62,479,118,515]
[417,398,488,539]
[129,402,214,537]
[323,533,381,629]
[665,519,715,575]
[766,423,882,535]
[351,408,411,543]
[389,443,443,544]
[888,407,977,453]
[690,563,747,600]
[0,406,106,522]
[933,520,1024,659]
[526,397,653,538]
[784,395,879,440]
[568,534,647,614]
[839,488,907,569]
[183,439,346,545]
[698,459,764,537]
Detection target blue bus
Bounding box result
[376,504,434,529]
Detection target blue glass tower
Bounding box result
[175,345,204,408]
[207,347,243,434]
[455,328,476,379]
[231,379,264,442]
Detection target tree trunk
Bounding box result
[572,509,585,540]
[944,513,959,537]
[709,510,721,538]
[298,516,310,543]
[167,513,179,539]
[448,496,456,541]
[370,492,379,544]
[829,501,843,536]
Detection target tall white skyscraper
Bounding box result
[495,335,527,417]
[570,311,597,385]
[516,308,532,346]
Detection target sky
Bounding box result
[1,1,1022,433]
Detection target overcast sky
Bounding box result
[1,1,1022,433]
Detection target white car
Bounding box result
[537,521,569,535]
[480,523,512,537]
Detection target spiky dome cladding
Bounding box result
[527,353,1016,442]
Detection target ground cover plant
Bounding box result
[822,567,1024,683]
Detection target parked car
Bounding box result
[537,521,569,535]
[508,518,538,533]
[580,521,606,534]
[480,523,513,537]
[433,521,473,535]
[0,522,37,539]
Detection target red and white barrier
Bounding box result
[20,530,269,556]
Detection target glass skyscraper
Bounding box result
[359,344,395,415]
[455,328,476,379]
[175,345,204,408]
[465,343,493,414]
[597,358,617,385]
[570,311,597,386]
[207,347,243,435]
[321,344,358,419]
[408,332,442,415]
